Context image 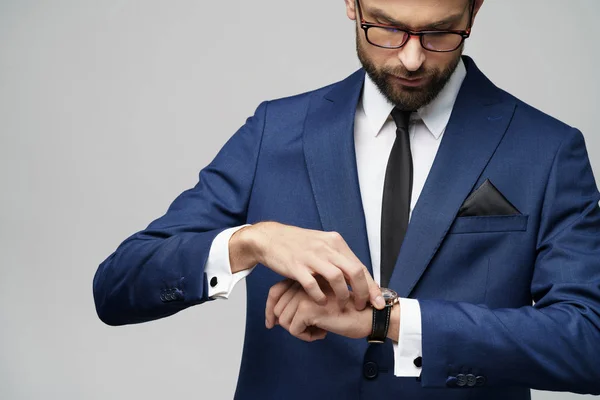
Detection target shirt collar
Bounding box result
[360,58,467,139]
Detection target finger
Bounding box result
[326,248,371,310]
[272,282,301,324]
[288,301,329,342]
[266,279,295,328]
[310,258,350,308]
[364,268,385,310]
[308,327,328,342]
[334,240,383,310]
[295,270,327,306]
[289,303,312,340]
[296,326,328,342]
[288,301,308,338]
[265,279,295,329]
[278,293,301,331]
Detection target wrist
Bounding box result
[229,225,260,273]
[367,288,399,343]
[386,303,401,341]
[242,220,280,266]
[360,307,373,339]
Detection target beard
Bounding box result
[356,33,463,112]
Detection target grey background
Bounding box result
[0,0,598,399]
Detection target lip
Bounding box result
[390,75,425,87]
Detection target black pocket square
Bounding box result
[458,179,521,217]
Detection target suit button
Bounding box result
[456,374,467,387]
[159,293,167,302]
[446,376,458,387]
[413,356,422,368]
[165,293,173,301]
[363,362,378,379]
[466,374,476,387]
[173,289,183,301]
[475,376,486,387]
[210,277,218,287]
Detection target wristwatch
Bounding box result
[367,288,399,344]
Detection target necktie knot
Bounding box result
[390,108,412,135]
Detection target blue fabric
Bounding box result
[93,57,600,399]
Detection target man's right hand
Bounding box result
[229,221,384,311]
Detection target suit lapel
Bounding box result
[302,69,375,275]
[390,58,517,297]
[301,58,517,296]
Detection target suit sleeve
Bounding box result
[92,101,268,326]
[419,128,600,394]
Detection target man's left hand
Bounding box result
[265,278,372,342]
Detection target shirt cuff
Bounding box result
[205,225,256,299]
[393,298,422,377]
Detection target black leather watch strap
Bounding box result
[367,305,392,343]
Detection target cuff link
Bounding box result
[413,356,422,368]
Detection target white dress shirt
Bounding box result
[204,59,467,377]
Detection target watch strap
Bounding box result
[367,305,392,343]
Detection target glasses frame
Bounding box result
[355,0,475,53]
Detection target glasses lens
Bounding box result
[421,32,463,52]
[366,27,409,48]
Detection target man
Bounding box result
[93,0,600,398]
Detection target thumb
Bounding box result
[364,270,385,310]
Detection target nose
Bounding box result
[397,35,426,72]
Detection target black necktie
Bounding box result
[380,108,413,288]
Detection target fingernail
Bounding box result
[375,296,385,309]
[265,319,271,329]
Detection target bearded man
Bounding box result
[93,1,600,398]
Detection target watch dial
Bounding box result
[380,288,398,302]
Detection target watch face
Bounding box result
[380,288,398,303]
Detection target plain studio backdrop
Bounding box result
[1,0,599,399]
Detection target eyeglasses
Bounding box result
[355,0,474,53]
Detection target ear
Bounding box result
[471,0,485,24]
[345,0,357,21]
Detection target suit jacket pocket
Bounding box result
[449,215,529,234]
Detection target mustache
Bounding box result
[383,67,432,80]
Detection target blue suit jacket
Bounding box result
[93,57,600,399]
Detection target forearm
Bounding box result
[93,229,226,326]
[420,299,600,394]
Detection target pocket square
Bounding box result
[458,179,521,217]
